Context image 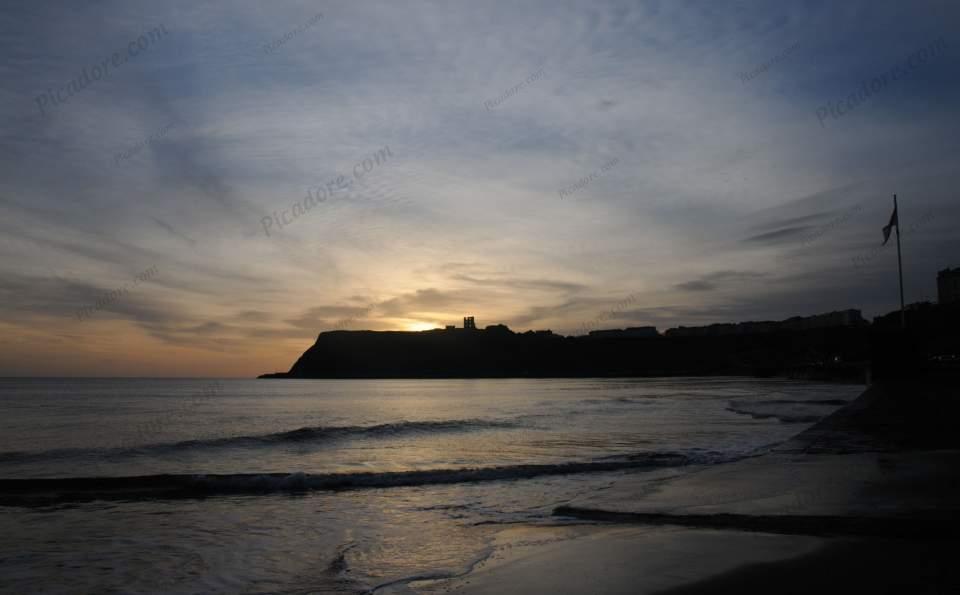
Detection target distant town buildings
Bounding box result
[938,268,960,304]
[665,309,866,337]
[463,316,477,330]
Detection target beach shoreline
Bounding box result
[409,376,960,594]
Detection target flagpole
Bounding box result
[894,194,905,329]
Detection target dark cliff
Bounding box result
[259,325,879,379]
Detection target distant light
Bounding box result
[405,322,437,332]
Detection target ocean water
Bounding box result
[0,377,862,594]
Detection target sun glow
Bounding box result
[404,321,438,332]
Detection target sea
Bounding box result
[0,377,862,594]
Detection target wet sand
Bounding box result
[412,377,960,594]
[420,527,953,595]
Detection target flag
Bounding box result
[882,203,898,245]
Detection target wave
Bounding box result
[739,399,851,407]
[0,452,704,506]
[583,396,643,404]
[726,407,822,424]
[596,449,744,466]
[0,419,519,464]
[167,418,520,448]
[727,399,850,423]
[552,506,957,539]
[368,546,495,594]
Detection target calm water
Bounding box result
[0,377,861,593]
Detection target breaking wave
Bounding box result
[726,398,849,424]
[0,451,711,506]
[741,399,851,407]
[0,419,522,464]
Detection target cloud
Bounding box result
[0,271,176,327]
[150,217,198,247]
[376,289,469,318]
[742,226,813,244]
[675,270,768,292]
[284,305,374,329]
[234,310,271,322]
[451,274,586,294]
[1,0,958,374]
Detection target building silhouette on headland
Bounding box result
[445,317,478,331]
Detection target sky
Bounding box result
[1,0,958,377]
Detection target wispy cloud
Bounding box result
[675,271,767,292]
[1,0,958,375]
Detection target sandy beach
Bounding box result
[405,376,960,594]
